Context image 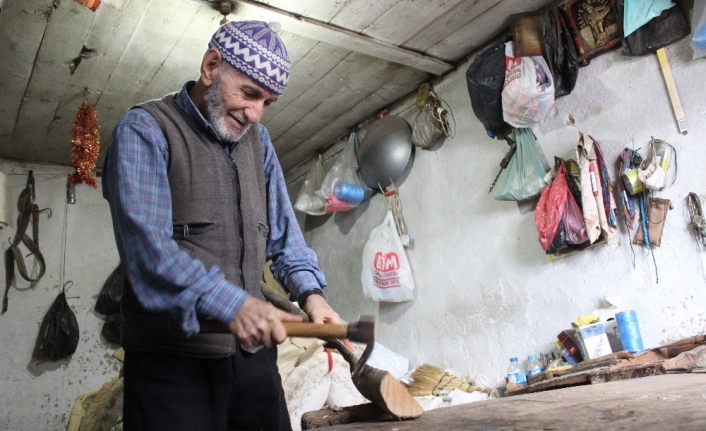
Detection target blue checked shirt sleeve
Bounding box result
[260,125,327,297]
[102,109,248,336]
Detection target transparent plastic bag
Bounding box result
[637,138,675,191]
[501,42,555,127]
[494,128,547,201]
[361,211,415,302]
[692,0,706,59]
[318,133,365,212]
[411,102,443,149]
[294,155,327,216]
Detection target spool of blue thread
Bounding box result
[616,310,644,353]
[334,182,364,204]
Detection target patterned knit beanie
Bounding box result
[209,20,290,95]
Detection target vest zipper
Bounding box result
[227,148,246,287]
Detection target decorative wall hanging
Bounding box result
[563,0,622,66]
[69,102,100,187]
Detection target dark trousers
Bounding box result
[123,346,292,431]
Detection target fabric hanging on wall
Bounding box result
[0,172,12,228]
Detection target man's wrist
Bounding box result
[297,288,324,309]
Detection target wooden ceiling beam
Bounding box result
[232,0,453,75]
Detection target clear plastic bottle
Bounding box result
[555,341,577,365]
[507,357,527,385]
[526,354,544,377]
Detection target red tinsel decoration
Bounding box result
[69,102,100,187]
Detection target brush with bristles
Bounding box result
[407,363,492,396]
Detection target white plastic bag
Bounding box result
[501,42,555,127]
[361,211,415,302]
[294,155,327,216]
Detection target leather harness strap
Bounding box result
[2,171,50,314]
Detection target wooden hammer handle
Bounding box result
[283,322,348,339]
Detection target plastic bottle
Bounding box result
[526,354,544,377]
[507,357,527,385]
[555,341,577,365]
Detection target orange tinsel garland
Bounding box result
[69,102,100,187]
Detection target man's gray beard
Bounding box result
[203,72,251,143]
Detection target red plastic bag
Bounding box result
[535,161,569,251]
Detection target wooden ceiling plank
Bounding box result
[44,0,154,166]
[263,42,351,123]
[426,0,552,61]
[278,66,427,172]
[275,59,407,148]
[280,32,320,68]
[300,0,350,23]
[9,1,98,164]
[275,63,420,172]
[362,0,459,47]
[234,0,452,75]
[0,0,55,137]
[96,0,200,149]
[266,51,376,141]
[137,4,217,100]
[329,0,397,34]
[253,0,317,15]
[402,0,499,59]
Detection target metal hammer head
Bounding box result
[347,315,376,344]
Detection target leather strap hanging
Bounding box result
[3,171,51,314]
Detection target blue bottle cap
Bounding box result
[510,357,518,362]
[528,354,537,360]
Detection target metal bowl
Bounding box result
[357,116,412,190]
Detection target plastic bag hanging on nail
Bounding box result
[361,211,416,302]
[94,264,123,315]
[493,127,547,201]
[294,155,328,216]
[33,282,80,361]
[317,133,366,212]
[501,42,555,128]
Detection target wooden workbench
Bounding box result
[319,374,706,430]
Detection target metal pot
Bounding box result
[357,116,413,190]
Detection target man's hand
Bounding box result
[302,294,354,350]
[229,296,302,349]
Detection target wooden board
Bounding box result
[318,374,706,430]
[9,0,96,163]
[278,66,428,172]
[0,0,56,137]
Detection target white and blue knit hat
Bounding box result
[209,20,290,95]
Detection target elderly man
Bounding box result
[102,21,343,431]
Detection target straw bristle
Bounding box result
[407,363,491,396]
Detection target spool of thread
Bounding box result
[621,169,644,196]
[334,182,364,204]
[324,194,353,212]
[615,310,644,353]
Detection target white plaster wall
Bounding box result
[290,36,706,387]
[0,162,121,431]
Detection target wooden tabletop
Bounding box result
[318,374,706,430]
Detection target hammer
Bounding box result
[283,316,376,376]
[260,282,424,420]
